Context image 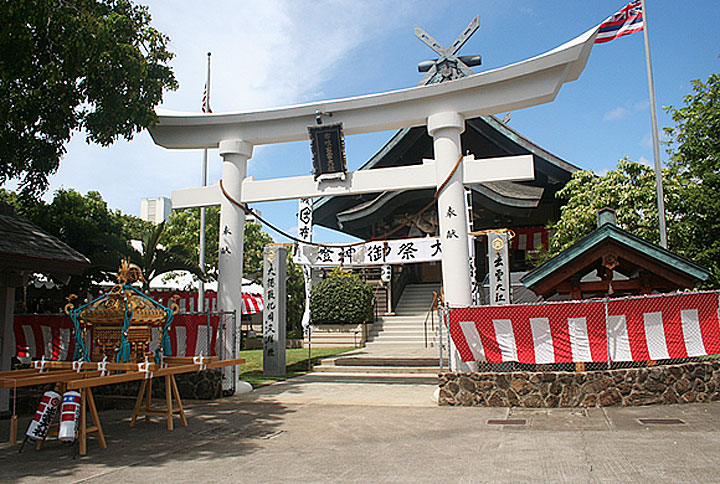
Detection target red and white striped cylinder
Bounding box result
[58,391,82,442]
[26,391,61,441]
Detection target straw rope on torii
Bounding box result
[217,153,465,249]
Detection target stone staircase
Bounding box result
[313,283,445,381]
[366,283,442,347]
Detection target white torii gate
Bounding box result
[150,26,598,373]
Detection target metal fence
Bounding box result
[160,310,238,393]
[443,291,720,372]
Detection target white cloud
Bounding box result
[285,225,299,238]
[638,156,652,166]
[640,132,653,149]
[633,100,649,111]
[39,1,417,215]
[603,100,648,123]
[603,106,631,121]
[150,0,412,112]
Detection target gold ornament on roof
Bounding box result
[117,259,145,285]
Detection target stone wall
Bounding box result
[310,323,370,348]
[92,369,223,400]
[438,360,720,407]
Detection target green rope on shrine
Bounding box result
[121,285,176,363]
[69,307,90,362]
[117,298,132,363]
[158,307,175,363]
[68,291,108,362]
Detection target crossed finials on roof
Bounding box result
[415,15,482,85]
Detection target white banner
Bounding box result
[487,232,510,305]
[298,198,313,242]
[294,237,444,266]
[297,198,313,336]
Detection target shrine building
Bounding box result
[313,114,578,307]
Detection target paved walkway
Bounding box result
[3,376,720,483]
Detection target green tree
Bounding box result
[162,208,273,281]
[0,188,137,290]
[128,221,203,291]
[310,274,374,325]
[0,0,177,196]
[117,212,154,241]
[162,207,220,279]
[161,209,306,330]
[545,159,682,260]
[285,255,305,333]
[665,72,720,287]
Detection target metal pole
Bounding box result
[206,306,211,356]
[438,307,444,371]
[641,0,668,249]
[198,52,212,311]
[199,150,207,312]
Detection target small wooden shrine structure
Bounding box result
[521,208,710,299]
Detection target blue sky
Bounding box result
[12,0,719,244]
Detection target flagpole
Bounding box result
[199,52,211,312]
[641,0,668,249]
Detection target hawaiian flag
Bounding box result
[595,1,644,44]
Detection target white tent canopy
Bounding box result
[150,271,263,294]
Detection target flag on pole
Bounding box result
[201,83,212,113]
[595,1,644,44]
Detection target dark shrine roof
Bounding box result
[313,115,580,239]
[521,221,710,298]
[0,203,90,279]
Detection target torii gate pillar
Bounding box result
[428,112,476,371]
[428,112,471,307]
[218,139,252,386]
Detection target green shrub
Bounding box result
[310,275,374,325]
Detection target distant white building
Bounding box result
[140,197,172,224]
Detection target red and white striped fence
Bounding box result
[449,292,720,364]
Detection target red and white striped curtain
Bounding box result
[148,290,264,315]
[449,292,720,364]
[14,313,226,360]
[241,294,263,315]
[510,227,550,252]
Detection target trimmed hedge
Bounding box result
[310,276,374,325]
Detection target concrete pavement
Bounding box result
[2,375,720,483]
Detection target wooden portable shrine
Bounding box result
[65,260,178,363]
